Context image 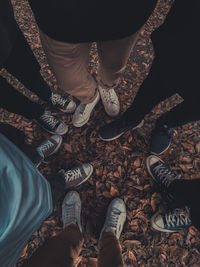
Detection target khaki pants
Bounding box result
[40,31,140,104]
[22,225,123,267]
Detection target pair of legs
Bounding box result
[146,155,200,232]
[0,23,74,135]
[21,192,126,267]
[99,56,200,154]
[40,30,140,127]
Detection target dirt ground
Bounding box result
[1,0,200,266]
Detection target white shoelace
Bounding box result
[51,94,67,107]
[153,163,178,187]
[41,112,58,128]
[63,204,76,225]
[107,209,121,232]
[62,168,82,182]
[165,207,191,227]
[37,140,54,157]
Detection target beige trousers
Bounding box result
[40,31,140,104]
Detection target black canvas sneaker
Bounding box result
[49,92,76,113]
[146,155,181,189]
[58,163,93,188]
[150,124,174,155]
[35,110,68,135]
[99,117,144,141]
[151,206,192,232]
[36,134,62,159]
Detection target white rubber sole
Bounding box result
[146,155,165,184]
[77,164,94,186]
[99,120,144,142]
[151,212,176,233]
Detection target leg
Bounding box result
[22,191,84,267]
[98,232,123,267]
[22,225,83,267]
[39,30,97,104]
[0,75,44,119]
[98,198,126,267]
[2,24,52,101]
[124,57,175,123]
[97,31,140,88]
[97,31,140,117]
[0,123,41,165]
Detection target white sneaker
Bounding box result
[100,198,126,239]
[98,85,120,117]
[72,92,100,127]
[62,191,82,232]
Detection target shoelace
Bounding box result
[107,209,121,232]
[63,204,77,225]
[61,168,82,182]
[153,163,178,187]
[165,207,191,228]
[102,89,118,105]
[51,94,67,108]
[41,112,58,128]
[37,140,54,157]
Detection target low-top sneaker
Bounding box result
[151,206,192,232]
[62,191,82,232]
[99,117,144,141]
[35,110,68,135]
[150,124,174,155]
[58,163,93,188]
[36,134,62,160]
[49,92,76,113]
[146,155,181,190]
[100,198,126,239]
[98,85,120,117]
[72,92,100,127]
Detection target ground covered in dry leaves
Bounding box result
[1,0,200,266]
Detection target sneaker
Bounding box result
[99,116,144,141]
[100,198,126,239]
[58,163,93,188]
[36,134,62,160]
[35,110,68,135]
[146,155,180,191]
[98,85,120,117]
[72,92,100,127]
[150,124,174,155]
[49,92,76,113]
[62,191,82,232]
[151,206,192,232]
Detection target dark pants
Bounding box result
[169,179,200,229]
[0,23,51,119]
[21,225,123,267]
[123,57,200,128]
[0,123,41,164]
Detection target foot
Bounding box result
[58,163,93,188]
[98,85,120,117]
[99,117,144,141]
[72,92,100,127]
[62,191,82,232]
[36,134,62,160]
[146,155,181,191]
[35,110,68,135]
[100,198,126,239]
[49,92,76,113]
[151,206,192,233]
[150,124,174,155]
